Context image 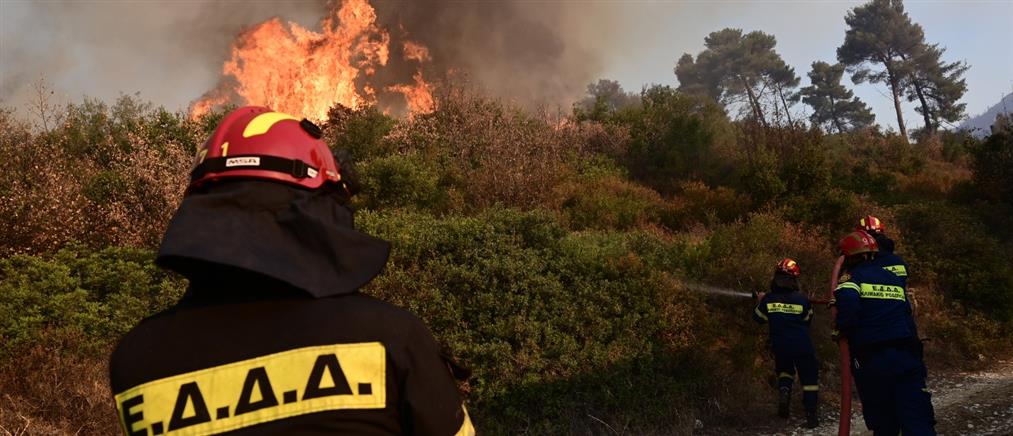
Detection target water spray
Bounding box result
[677,281,754,299]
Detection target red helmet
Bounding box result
[189,106,343,192]
[857,215,885,234]
[838,230,879,257]
[776,258,801,277]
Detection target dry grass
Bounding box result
[0,340,117,436]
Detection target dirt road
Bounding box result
[702,359,1013,435]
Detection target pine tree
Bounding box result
[837,0,923,139]
[901,43,969,133]
[800,62,875,134]
[675,29,798,126]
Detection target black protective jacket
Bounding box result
[109,182,473,435]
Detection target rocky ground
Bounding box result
[700,359,1013,435]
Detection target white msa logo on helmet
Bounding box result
[225,157,261,168]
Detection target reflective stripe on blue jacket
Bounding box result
[834,260,917,349]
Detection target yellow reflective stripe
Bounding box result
[766,302,804,314]
[778,372,794,379]
[114,342,386,436]
[243,112,299,138]
[754,306,768,321]
[883,265,908,277]
[836,282,860,292]
[859,283,906,301]
[455,405,476,436]
[803,385,819,392]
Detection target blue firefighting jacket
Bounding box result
[872,235,908,286]
[834,260,917,350]
[753,291,815,356]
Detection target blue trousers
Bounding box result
[852,347,936,435]
[775,352,819,413]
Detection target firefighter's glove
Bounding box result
[827,297,837,308]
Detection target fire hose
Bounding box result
[824,255,852,436]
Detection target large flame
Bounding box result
[191,0,434,120]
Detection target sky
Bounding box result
[1,0,1011,131]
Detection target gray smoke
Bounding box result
[371,1,611,109]
[1,0,625,114]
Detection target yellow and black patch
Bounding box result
[858,283,906,301]
[115,342,386,435]
[766,302,804,315]
[883,265,908,277]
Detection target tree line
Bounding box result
[582,0,968,139]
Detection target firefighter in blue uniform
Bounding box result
[858,215,908,285]
[753,258,819,429]
[109,107,475,435]
[833,230,935,435]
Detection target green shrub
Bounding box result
[387,93,576,210]
[617,85,738,191]
[922,300,1005,361]
[357,208,703,432]
[0,244,185,357]
[355,152,450,211]
[323,105,398,160]
[0,97,194,254]
[667,181,752,229]
[559,175,668,230]
[782,188,862,231]
[683,211,835,296]
[970,131,1013,205]
[739,143,787,204]
[897,202,1013,321]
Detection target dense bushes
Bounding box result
[0,99,193,256]
[897,202,1013,322]
[0,245,185,357]
[1,88,1012,434]
[970,130,1013,205]
[358,208,702,432]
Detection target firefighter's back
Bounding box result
[110,286,468,436]
[760,291,815,356]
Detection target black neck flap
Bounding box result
[157,181,390,299]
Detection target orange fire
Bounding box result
[190,0,434,120]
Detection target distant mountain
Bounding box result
[960,92,1013,137]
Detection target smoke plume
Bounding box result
[1,0,619,116]
[370,0,605,108]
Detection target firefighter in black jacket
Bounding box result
[753,259,819,429]
[109,107,475,435]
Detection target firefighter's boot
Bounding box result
[778,386,791,418]
[804,409,819,429]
